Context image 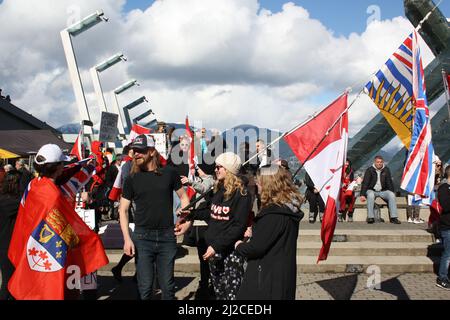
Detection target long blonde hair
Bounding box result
[257,165,304,210]
[215,171,247,201]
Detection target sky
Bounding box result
[124,0,406,36]
[0,0,448,139]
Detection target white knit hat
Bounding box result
[215,152,242,175]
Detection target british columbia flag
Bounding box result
[365,33,415,149]
[400,31,435,198]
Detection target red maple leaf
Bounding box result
[39,251,49,261]
[28,247,39,256]
[43,260,52,271]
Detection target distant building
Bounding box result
[0,96,61,135]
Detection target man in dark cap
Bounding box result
[118,134,190,300]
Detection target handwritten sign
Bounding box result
[99,112,119,142]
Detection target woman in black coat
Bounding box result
[0,171,21,300]
[235,165,304,300]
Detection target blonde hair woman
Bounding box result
[235,165,304,300]
[176,152,252,300]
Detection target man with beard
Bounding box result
[119,134,190,300]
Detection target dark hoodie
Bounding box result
[236,204,303,300]
[438,182,450,231]
[192,185,252,255]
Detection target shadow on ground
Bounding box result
[96,275,196,300]
[316,274,414,300]
[316,274,358,300]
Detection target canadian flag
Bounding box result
[108,156,132,202]
[185,116,197,200]
[127,124,151,145]
[70,130,83,161]
[284,94,349,262]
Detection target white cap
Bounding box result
[216,152,242,175]
[35,144,71,165]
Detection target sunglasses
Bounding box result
[215,165,224,170]
[132,147,154,154]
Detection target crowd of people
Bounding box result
[0,124,449,300]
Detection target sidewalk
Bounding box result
[96,271,450,300]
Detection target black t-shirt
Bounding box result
[122,166,183,229]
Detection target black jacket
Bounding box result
[105,164,119,189]
[193,186,252,255]
[236,204,303,300]
[360,166,395,197]
[0,194,20,251]
[18,168,32,196]
[438,182,450,231]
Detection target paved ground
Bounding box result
[94,271,450,300]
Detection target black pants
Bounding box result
[183,226,210,288]
[0,250,14,300]
[196,236,210,288]
[308,192,325,215]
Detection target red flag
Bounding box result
[428,198,442,227]
[447,75,450,93]
[8,177,108,300]
[284,94,348,262]
[70,130,83,161]
[185,117,196,200]
[108,156,132,201]
[127,124,151,145]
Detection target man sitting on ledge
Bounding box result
[360,155,401,224]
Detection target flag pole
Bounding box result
[291,89,364,180]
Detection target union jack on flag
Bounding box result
[60,162,96,203]
[400,31,435,198]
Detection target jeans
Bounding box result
[132,227,177,300]
[366,190,398,219]
[438,229,450,281]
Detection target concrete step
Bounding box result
[350,208,430,222]
[100,253,439,274]
[98,221,440,274]
[297,242,442,256]
[100,226,435,249]
[297,229,434,243]
[104,241,442,260]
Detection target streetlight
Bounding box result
[90,53,127,114]
[67,11,109,36]
[112,79,139,135]
[133,109,155,124]
[144,119,158,128]
[123,96,149,133]
[61,10,108,134]
[114,79,139,95]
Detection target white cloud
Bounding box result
[0,0,437,136]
